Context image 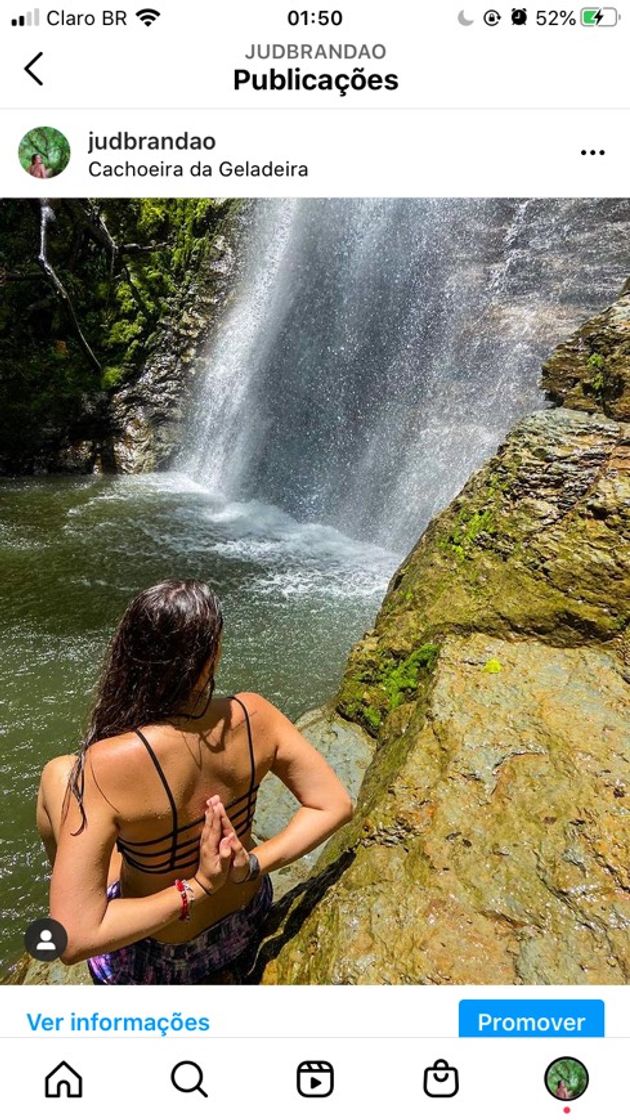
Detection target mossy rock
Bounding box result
[338,407,629,734]
[541,283,630,420]
[0,198,242,473]
[263,635,630,985]
[261,290,630,985]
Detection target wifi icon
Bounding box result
[136,7,160,25]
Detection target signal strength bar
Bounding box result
[11,8,40,25]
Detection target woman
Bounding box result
[38,578,353,984]
[556,1081,572,1101]
[28,153,49,178]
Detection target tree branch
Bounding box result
[37,199,102,373]
[121,242,168,254]
[65,200,163,319]
[0,269,40,283]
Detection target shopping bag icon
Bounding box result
[423,1059,459,1097]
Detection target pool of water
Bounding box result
[0,473,396,972]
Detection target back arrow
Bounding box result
[25,52,43,85]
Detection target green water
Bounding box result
[0,473,395,971]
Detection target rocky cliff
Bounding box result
[261,286,630,985]
[107,222,238,473]
[0,199,242,474]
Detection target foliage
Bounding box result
[587,352,607,394]
[0,198,236,468]
[584,350,623,405]
[587,352,605,370]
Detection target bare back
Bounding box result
[88,693,275,942]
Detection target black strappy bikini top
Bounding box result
[116,695,259,875]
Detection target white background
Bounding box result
[1,1,629,195]
[1,108,627,197]
[1,0,629,109]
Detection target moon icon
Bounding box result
[458,10,475,23]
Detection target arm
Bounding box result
[231,698,354,881]
[50,766,232,964]
[36,755,77,868]
[36,785,58,868]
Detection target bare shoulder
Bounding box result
[85,730,149,798]
[88,729,146,765]
[41,754,75,790]
[232,691,285,728]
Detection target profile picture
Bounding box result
[544,1057,589,1102]
[18,126,71,179]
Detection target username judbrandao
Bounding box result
[87,132,217,154]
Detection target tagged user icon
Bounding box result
[423,1059,459,1097]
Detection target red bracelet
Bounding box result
[174,878,192,922]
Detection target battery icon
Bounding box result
[581,7,619,23]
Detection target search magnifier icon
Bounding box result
[171,1061,208,1098]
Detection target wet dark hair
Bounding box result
[68,578,223,828]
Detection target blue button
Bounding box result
[459,999,605,1038]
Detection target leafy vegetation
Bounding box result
[0,198,237,469]
[587,351,607,395]
[584,349,624,406]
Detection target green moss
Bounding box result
[0,197,241,467]
[106,318,144,346]
[379,644,440,709]
[483,658,502,673]
[338,643,440,735]
[586,352,607,396]
[587,352,605,370]
[363,706,383,732]
[101,365,125,389]
[440,506,496,560]
[582,351,624,406]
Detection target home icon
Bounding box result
[44,1061,83,1098]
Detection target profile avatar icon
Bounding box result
[24,917,68,962]
[544,1057,589,1103]
[18,126,71,179]
[36,928,56,952]
[512,7,528,23]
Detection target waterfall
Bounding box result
[183,198,630,551]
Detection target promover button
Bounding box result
[459,999,605,1038]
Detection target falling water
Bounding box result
[2,199,629,972]
[183,198,630,550]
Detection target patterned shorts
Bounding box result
[87,876,273,985]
